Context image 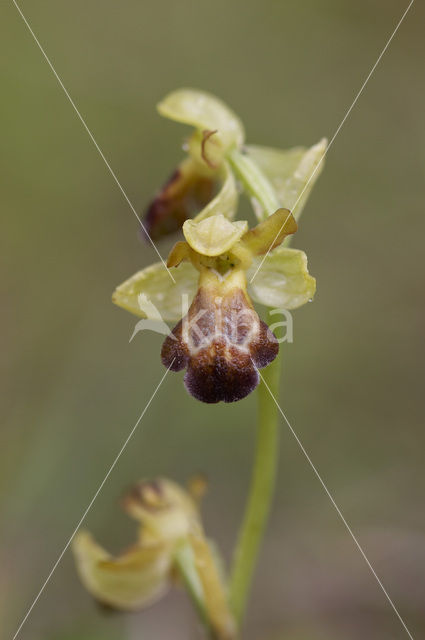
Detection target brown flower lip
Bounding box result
[161,285,278,403]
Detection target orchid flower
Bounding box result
[73,477,235,638]
[113,90,325,403]
[73,479,199,611]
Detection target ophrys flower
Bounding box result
[114,209,315,403]
[73,477,236,638]
[113,89,322,403]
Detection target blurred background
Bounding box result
[1,0,424,638]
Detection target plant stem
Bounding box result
[227,147,280,219]
[174,540,215,638]
[229,314,282,626]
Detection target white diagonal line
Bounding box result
[257,367,415,640]
[11,361,174,640]
[12,0,176,284]
[250,0,414,284]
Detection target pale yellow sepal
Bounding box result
[112,261,198,322]
[183,214,248,257]
[247,247,316,309]
[72,532,171,611]
[246,138,327,221]
[189,532,236,640]
[157,89,245,149]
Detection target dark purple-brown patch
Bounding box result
[161,287,278,403]
[143,166,215,241]
[122,479,168,514]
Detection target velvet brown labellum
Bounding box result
[161,286,278,403]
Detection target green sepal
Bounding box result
[112,261,198,321]
[72,532,172,611]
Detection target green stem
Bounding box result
[229,319,282,626]
[227,147,279,218]
[174,540,216,638]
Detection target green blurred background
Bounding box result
[1,1,424,638]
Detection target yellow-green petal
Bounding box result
[112,261,198,321]
[241,208,297,256]
[157,89,245,149]
[194,161,238,222]
[247,247,316,309]
[167,241,192,268]
[72,532,171,611]
[246,139,327,221]
[183,214,248,257]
